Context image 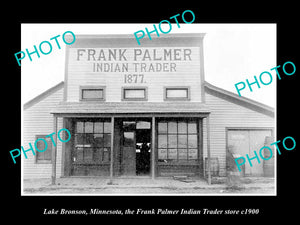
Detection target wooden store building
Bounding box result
[23,33,275,184]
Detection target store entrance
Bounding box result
[121,120,151,176]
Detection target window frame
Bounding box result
[73,119,112,165]
[79,86,106,101]
[121,87,148,101]
[35,135,52,164]
[157,119,199,163]
[164,86,190,101]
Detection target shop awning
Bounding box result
[50,102,211,116]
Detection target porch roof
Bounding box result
[50,101,211,116]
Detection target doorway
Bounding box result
[227,128,273,176]
[121,119,151,176]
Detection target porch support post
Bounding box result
[206,115,212,185]
[151,116,156,180]
[109,116,115,181]
[51,115,58,185]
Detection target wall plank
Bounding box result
[23,87,64,179]
[203,91,275,176]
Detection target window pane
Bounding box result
[188,149,198,159]
[37,150,44,160]
[104,134,111,147]
[44,146,52,160]
[158,148,167,159]
[84,148,93,161]
[124,89,145,99]
[103,148,110,162]
[75,134,85,147]
[178,122,187,133]
[73,120,112,165]
[168,135,177,148]
[188,135,198,148]
[94,134,103,147]
[82,89,103,99]
[45,137,52,149]
[158,122,167,133]
[158,135,167,148]
[166,89,188,98]
[36,139,46,152]
[168,122,177,133]
[85,122,93,133]
[36,137,52,160]
[85,134,93,147]
[93,148,101,162]
[75,147,84,161]
[188,122,197,133]
[178,134,187,148]
[94,122,103,133]
[76,122,84,133]
[178,148,188,160]
[136,121,151,129]
[168,149,177,160]
[123,121,136,130]
[124,132,134,147]
[104,122,111,133]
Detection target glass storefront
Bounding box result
[70,117,201,177]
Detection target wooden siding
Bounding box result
[23,86,64,179]
[66,47,202,103]
[203,90,275,176]
[157,164,200,177]
[23,81,275,179]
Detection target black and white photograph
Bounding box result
[21,23,276,195]
[4,5,298,220]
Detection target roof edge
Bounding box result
[23,81,64,110]
[70,33,206,40]
[204,81,274,116]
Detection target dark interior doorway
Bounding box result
[136,128,151,175]
[121,120,151,176]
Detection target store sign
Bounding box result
[75,48,193,73]
[67,45,202,102]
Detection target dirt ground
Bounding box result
[22,176,275,195]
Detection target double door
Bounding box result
[120,120,151,176]
[227,129,273,176]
